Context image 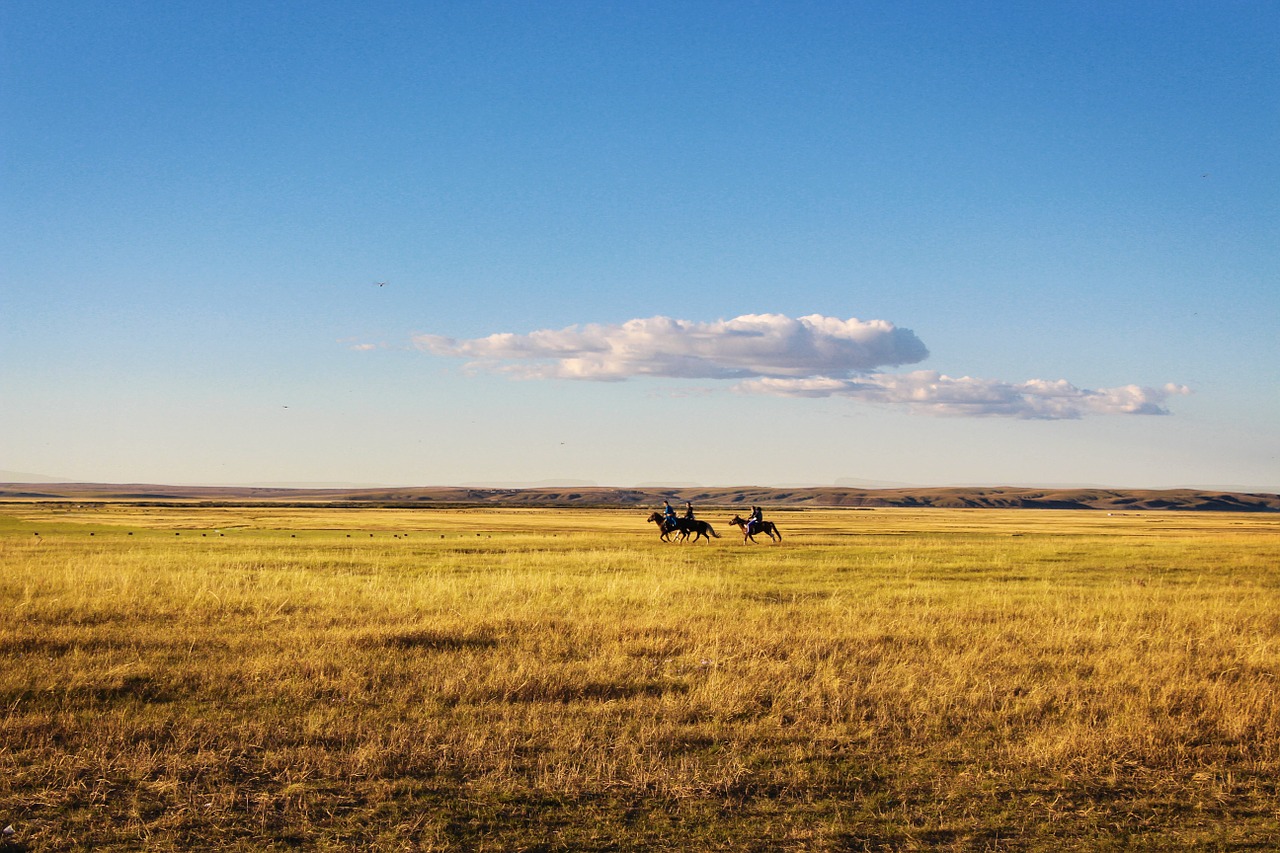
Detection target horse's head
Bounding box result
[647,512,662,523]
[729,515,745,525]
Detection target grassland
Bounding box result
[1,504,1278,850]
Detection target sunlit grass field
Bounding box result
[2,503,1278,850]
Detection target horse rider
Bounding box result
[663,500,679,530]
[746,505,763,536]
[684,501,696,521]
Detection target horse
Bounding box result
[675,517,719,542]
[646,512,720,542]
[647,511,680,541]
[728,514,782,543]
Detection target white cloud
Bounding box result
[412,313,1190,419]
[414,314,929,380]
[736,372,1193,419]
[339,337,381,352]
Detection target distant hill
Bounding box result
[0,470,73,484]
[1,482,1277,512]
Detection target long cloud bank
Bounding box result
[737,373,1191,419]
[412,313,1189,419]
[415,314,928,380]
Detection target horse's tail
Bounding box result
[773,523,781,540]
[708,524,720,538]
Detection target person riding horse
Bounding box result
[663,500,679,529]
[728,509,780,543]
[649,504,720,542]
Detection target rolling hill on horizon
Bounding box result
[1,482,1277,512]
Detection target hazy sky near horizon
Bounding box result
[3,2,1278,490]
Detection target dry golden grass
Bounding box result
[1,505,1278,850]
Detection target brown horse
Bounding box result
[647,511,678,541]
[647,512,720,542]
[676,517,719,542]
[729,515,782,543]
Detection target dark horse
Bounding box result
[646,512,720,543]
[728,514,782,543]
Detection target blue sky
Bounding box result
[3,1,1277,490]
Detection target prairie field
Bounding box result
[1,503,1278,851]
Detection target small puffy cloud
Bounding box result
[339,337,381,352]
[414,314,929,380]
[737,372,1193,419]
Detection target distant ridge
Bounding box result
[0,470,73,484]
[1,483,1277,512]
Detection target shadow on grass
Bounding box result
[355,628,500,652]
